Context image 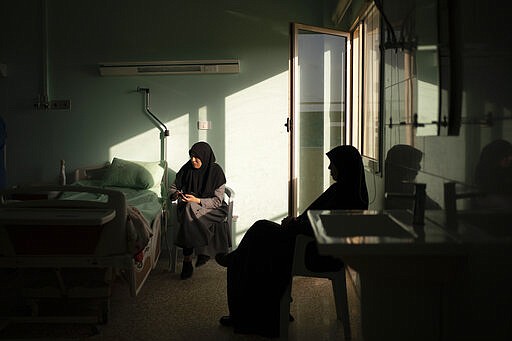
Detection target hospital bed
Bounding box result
[0,158,168,326]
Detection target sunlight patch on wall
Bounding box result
[166,113,190,173]
[108,113,190,174]
[109,129,161,162]
[225,71,289,243]
[416,78,439,136]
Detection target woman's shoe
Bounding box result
[215,253,233,267]
[219,315,233,327]
[180,261,193,279]
[195,254,210,267]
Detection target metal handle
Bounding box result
[284,117,291,132]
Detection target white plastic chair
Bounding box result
[167,186,235,273]
[279,234,351,339]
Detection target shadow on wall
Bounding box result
[384,144,441,210]
[473,139,512,210]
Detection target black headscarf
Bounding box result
[303,145,369,213]
[175,142,226,197]
[295,145,369,271]
[384,144,423,194]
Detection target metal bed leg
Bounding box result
[160,209,175,272]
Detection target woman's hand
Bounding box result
[181,193,201,204]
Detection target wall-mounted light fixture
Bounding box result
[99,59,240,76]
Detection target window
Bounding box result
[349,5,381,170]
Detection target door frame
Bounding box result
[288,22,350,217]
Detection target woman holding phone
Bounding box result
[169,141,229,279]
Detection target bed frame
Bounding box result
[0,162,167,327]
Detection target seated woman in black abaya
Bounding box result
[215,145,369,338]
[169,142,230,279]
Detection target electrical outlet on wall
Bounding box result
[50,99,71,110]
[197,121,212,130]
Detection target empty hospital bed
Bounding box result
[0,158,168,327]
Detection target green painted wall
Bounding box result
[2,0,511,233]
[0,0,339,234]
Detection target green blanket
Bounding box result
[60,180,163,223]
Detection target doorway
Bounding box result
[289,23,349,216]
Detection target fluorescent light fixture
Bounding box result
[98,59,240,76]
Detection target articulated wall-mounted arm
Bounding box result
[137,87,169,162]
[137,87,170,136]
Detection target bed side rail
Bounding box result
[0,186,128,257]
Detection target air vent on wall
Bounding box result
[98,59,240,76]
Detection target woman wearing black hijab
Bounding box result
[170,142,229,279]
[216,145,368,338]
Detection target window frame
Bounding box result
[348,4,383,174]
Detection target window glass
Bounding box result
[362,6,380,161]
[350,5,381,167]
[351,27,361,149]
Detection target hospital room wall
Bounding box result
[0,0,338,234]
[4,0,510,234]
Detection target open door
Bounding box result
[289,23,349,217]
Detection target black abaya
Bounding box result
[225,145,369,337]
